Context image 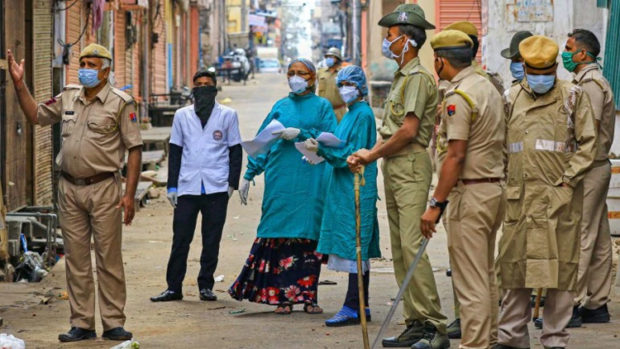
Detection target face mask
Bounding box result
[510,62,525,81]
[382,36,402,59]
[78,68,101,88]
[561,51,579,72]
[193,85,218,124]
[288,75,309,94]
[325,57,335,68]
[527,74,555,94]
[339,85,360,104]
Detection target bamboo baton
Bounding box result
[354,166,370,349]
[533,288,542,322]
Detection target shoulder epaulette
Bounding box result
[111,88,134,103]
[63,84,81,90]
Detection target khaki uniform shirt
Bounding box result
[573,64,616,160]
[436,67,505,179]
[379,57,438,148]
[318,67,346,120]
[37,83,143,178]
[498,79,597,290]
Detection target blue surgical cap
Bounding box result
[288,58,316,73]
[336,65,368,96]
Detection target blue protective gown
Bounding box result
[244,92,337,240]
[315,101,380,261]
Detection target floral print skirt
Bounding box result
[228,238,322,305]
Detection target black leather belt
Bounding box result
[61,171,114,186]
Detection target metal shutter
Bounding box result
[436,0,483,62]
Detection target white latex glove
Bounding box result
[272,127,300,140]
[228,186,234,198]
[167,190,178,208]
[304,138,319,153]
[239,179,250,205]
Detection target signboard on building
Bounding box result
[506,0,553,22]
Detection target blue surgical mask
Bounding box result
[382,36,402,59]
[78,68,101,88]
[510,62,524,81]
[527,74,555,94]
[325,57,335,68]
[288,75,309,94]
[338,85,360,104]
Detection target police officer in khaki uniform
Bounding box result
[421,30,505,349]
[496,35,597,349]
[563,29,615,326]
[318,47,347,122]
[7,44,142,342]
[349,4,449,348]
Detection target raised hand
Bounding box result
[7,49,25,88]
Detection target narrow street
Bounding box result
[0,73,619,348]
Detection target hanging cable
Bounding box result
[54,0,80,12]
[56,5,91,65]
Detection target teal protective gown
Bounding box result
[316,101,380,261]
[244,92,337,240]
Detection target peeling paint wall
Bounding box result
[483,0,608,89]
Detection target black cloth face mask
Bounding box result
[192,85,218,127]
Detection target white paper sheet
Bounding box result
[294,142,325,164]
[240,119,285,157]
[316,132,343,148]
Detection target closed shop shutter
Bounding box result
[32,0,54,205]
[603,0,620,109]
[436,0,483,62]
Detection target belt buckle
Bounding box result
[75,178,87,186]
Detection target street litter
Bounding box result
[110,339,140,349]
[214,275,225,282]
[0,333,25,349]
[14,251,48,282]
[229,308,246,314]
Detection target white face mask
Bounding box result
[338,85,359,104]
[288,75,308,94]
[382,35,418,64]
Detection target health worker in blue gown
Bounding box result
[228,58,337,315]
[301,65,380,327]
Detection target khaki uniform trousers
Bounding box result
[383,147,447,334]
[446,182,504,349]
[58,176,126,331]
[498,288,573,348]
[575,160,613,309]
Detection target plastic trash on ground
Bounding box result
[110,339,140,349]
[0,333,25,349]
[214,275,225,282]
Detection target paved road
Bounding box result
[0,73,618,348]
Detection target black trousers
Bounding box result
[166,193,229,292]
[344,272,370,311]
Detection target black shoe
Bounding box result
[150,289,183,302]
[58,327,96,342]
[410,321,450,349]
[102,327,133,341]
[580,304,610,323]
[446,318,461,339]
[535,306,582,329]
[199,288,217,301]
[382,321,424,347]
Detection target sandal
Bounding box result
[303,303,323,314]
[275,303,292,315]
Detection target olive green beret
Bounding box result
[444,21,478,37]
[79,43,112,60]
[519,35,558,69]
[378,3,435,30]
[431,30,474,51]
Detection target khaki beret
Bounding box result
[378,3,435,30]
[444,21,478,37]
[519,35,558,69]
[79,43,112,61]
[431,30,474,51]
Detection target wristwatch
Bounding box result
[429,197,448,210]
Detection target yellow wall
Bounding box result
[416,0,436,75]
[227,5,242,33]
